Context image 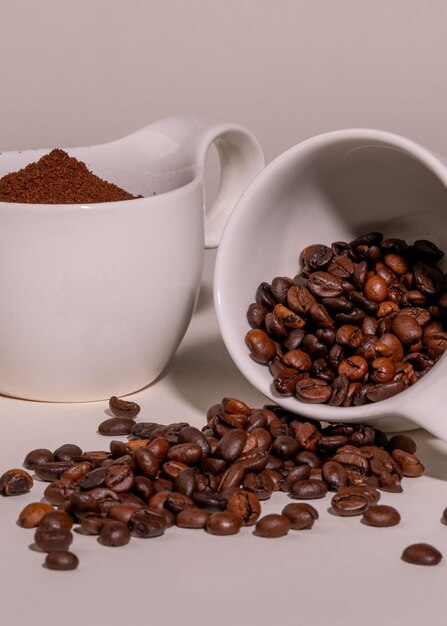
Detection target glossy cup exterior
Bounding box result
[215,129,447,438]
[0,116,264,401]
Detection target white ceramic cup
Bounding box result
[0,115,264,402]
[215,129,447,440]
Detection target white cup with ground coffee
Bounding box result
[215,129,447,439]
[0,116,264,401]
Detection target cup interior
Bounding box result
[215,130,447,427]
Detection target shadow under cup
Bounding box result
[216,130,447,434]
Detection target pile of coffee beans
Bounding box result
[245,233,447,405]
[0,149,140,204]
[1,395,443,569]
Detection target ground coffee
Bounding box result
[0,149,139,204]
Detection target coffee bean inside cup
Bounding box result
[245,234,447,405]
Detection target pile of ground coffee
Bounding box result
[0,149,139,204]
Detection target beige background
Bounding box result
[1,0,447,164]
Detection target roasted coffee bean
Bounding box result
[391,449,425,477]
[365,380,405,402]
[98,416,135,436]
[303,244,333,270]
[425,332,447,358]
[243,472,274,500]
[362,505,401,527]
[133,448,159,479]
[247,302,268,328]
[328,374,349,406]
[44,550,79,571]
[176,508,210,529]
[215,462,244,492]
[23,448,54,470]
[387,434,417,455]
[327,255,355,279]
[192,492,227,512]
[225,490,261,526]
[335,308,366,324]
[128,509,167,538]
[254,514,290,538]
[264,312,287,339]
[338,356,368,381]
[308,271,344,299]
[130,422,163,440]
[78,514,107,535]
[336,325,364,350]
[109,396,140,418]
[282,503,318,529]
[35,527,73,552]
[364,275,389,303]
[350,291,379,315]
[392,315,422,345]
[38,511,73,531]
[370,357,396,383]
[34,462,74,483]
[273,368,303,396]
[18,502,54,528]
[322,461,348,490]
[413,239,444,261]
[318,435,349,453]
[167,443,202,465]
[302,334,328,358]
[99,521,131,547]
[271,435,299,459]
[271,276,293,303]
[414,261,443,296]
[206,511,242,535]
[53,444,83,463]
[245,329,276,363]
[214,430,247,464]
[331,490,369,516]
[104,465,135,493]
[0,469,33,495]
[295,378,332,403]
[281,465,312,491]
[256,282,276,310]
[43,480,79,506]
[401,543,442,566]
[288,478,328,499]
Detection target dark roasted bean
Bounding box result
[176,508,209,528]
[0,469,33,495]
[53,444,83,463]
[35,527,73,552]
[362,505,400,527]
[45,551,79,570]
[401,544,442,566]
[128,509,167,538]
[289,478,328,499]
[18,502,54,528]
[387,435,417,455]
[23,448,54,470]
[282,503,318,529]
[254,514,290,538]
[225,490,261,526]
[206,512,242,535]
[98,417,135,436]
[109,396,140,418]
[99,521,131,546]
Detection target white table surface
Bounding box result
[1,249,447,626]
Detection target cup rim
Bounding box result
[214,127,447,423]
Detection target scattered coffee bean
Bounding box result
[206,512,243,535]
[17,503,54,528]
[44,550,79,571]
[282,503,318,529]
[109,396,141,418]
[34,527,73,552]
[23,448,54,470]
[98,417,135,436]
[401,543,442,566]
[362,505,401,527]
[10,395,429,573]
[0,469,33,495]
[99,521,131,547]
[254,514,290,538]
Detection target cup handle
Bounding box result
[193,120,265,249]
